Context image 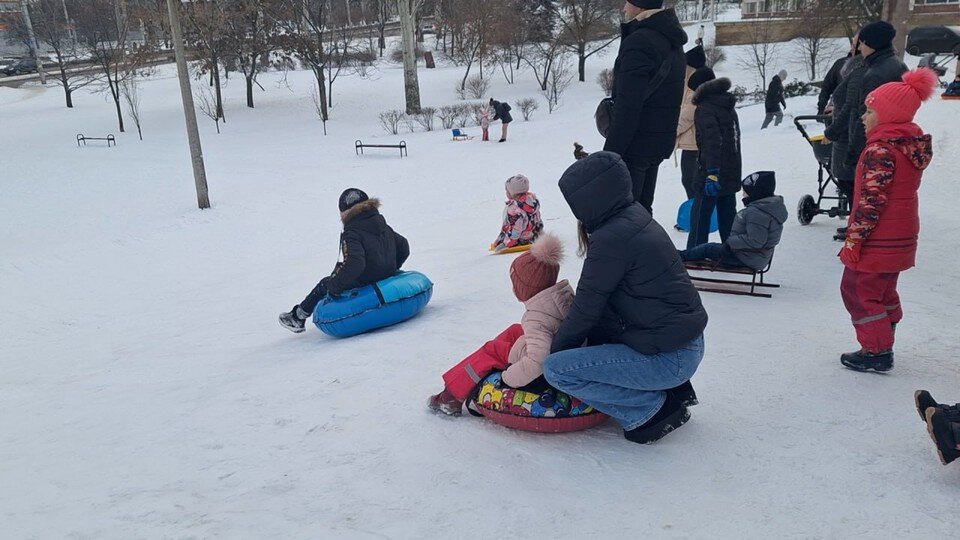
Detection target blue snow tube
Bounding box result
[676,199,719,233]
[312,271,433,338]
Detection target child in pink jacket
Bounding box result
[492,174,543,253]
[428,234,574,416]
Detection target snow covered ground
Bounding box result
[2,27,959,538]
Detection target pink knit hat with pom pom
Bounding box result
[865,68,937,125]
[510,233,563,302]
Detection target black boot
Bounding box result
[924,407,960,465]
[279,305,308,333]
[840,349,893,372]
[624,393,690,445]
[915,390,939,422]
[669,380,699,407]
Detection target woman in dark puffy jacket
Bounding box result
[686,68,741,249]
[542,152,708,445]
[489,98,513,143]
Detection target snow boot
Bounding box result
[428,388,463,416]
[669,380,699,407]
[623,393,690,445]
[915,390,939,422]
[840,349,894,372]
[498,138,507,143]
[279,305,309,333]
[924,407,960,466]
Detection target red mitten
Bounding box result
[839,241,860,266]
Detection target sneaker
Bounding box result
[915,390,938,422]
[669,380,699,407]
[924,407,960,465]
[840,349,893,372]
[498,138,506,143]
[624,393,690,444]
[427,388,463,416]
[278,305,307,333]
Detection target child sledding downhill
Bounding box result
[279,188,410,333]
[492,174,543,253]
[428,234,573,416]
[838,68,935,372]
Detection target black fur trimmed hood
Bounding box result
[692,77,734,106]
[341,198,381,224]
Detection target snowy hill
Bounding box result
[2,28,959,538]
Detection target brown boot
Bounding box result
[427,388,463,416]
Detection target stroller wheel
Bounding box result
[797,194,817,225]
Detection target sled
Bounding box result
[489,243,532,255]
[675,199,719,233]
[684,260,779,299]
[452,129,473,141]
[941,94,960,100]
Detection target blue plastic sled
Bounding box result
[676,199,719,233]
[313,271,433,338]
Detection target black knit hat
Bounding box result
[627,0,664,8]
[338,188,369,212]
[685,45,706,69]
[859,21,896,51]
[742,171,776,200]
[687,67,716,91]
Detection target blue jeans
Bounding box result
[680,242,747,268]
[543,335,705,430]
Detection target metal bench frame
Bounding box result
[355,140,407,157]
[77,134,116,147]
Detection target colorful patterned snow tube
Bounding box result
[472,372,608,433]
[312,271,433,338]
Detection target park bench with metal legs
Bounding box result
[77,134,116,147]
[355,140,407,157]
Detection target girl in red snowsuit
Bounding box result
[839,68,936,372]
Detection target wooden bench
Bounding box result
[77,134,116,148]
[355,140,407,157]
[684,260,779,298]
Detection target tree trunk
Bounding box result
[59,65,73,108]
[315,68,329,121]
[398,1,422,114]
[110,79,125,132]
[136,124,143,141]
[64,87,73,108]
[213,63,224,122]
[245,75,254,108]
[578,45,586,83]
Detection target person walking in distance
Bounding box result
[761,70,787,129]
[602,0,688,214]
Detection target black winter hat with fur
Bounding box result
[685,45,706,69]
[338,188,369,212]
[687,67,716,91]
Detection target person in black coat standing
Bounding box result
[686,68,741,249]
[823,37,866,205]
[818,55,849,116]
[279,188,410,333]
[603,0,687,214]
[844,21,907,174]
[761,69,787,129]
[543,152,708,445]
[489,98,512,142]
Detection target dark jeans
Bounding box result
[680,242,747,268]
[686,193,737,249]
[831,141,854,200]
[300,280,329,315]
[761,111,783,129]
[679,150,698,201]
[624,157,662,214]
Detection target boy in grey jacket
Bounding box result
[680,171,787,270]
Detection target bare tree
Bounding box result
[183,0,228,121]
[793,0,845,80]
[397,0,425,113]
[196,82,222,134]
[10,0,98,108]
[120,77,144,140]
[551,0,620,82]
[412,107,436,131]
[541,54,573,113]
[515,97,538,121]
[222,0,279,109]
[270,0,333,119]
[379,109,405,134]
[73,0,150,132]
[524,38,566,92]
[736,17,781,89]
[596,67,613,94]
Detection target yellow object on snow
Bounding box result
[489,243,532,255]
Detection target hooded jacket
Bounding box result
[844,123,932,273]
[494,192,543,251]
[552,152,708,355]
[603,9,688,161]
[824,56,867,144]
[675,66,698,152]
[765,75,785,113]
[327,199,410,295]
[725,196,788,271]
[818,55,848,115]
[503,280,575,388]
[490,100,513,123]
[847,46,907,169]
[692,77,742,196]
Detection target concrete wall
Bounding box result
[716,19,849,46]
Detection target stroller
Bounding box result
[793,115,850,226]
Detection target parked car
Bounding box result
[421,23,435,35]
[906,26,960,56]
[1,57,38,76]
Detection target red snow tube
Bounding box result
[471,372,608,433]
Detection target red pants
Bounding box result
[840,268,902,353]
[443,324,523,401]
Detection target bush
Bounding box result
[596,68,614,95]
[379,109,406,135]
[784,80,818,98]
[453,103,471,127]
[438,105,459,129]
[732,85,765,104]
[515,97,539,121]
[412,107,437,131]
[389,46,423,64]
[705,46,726,69]
[468,102,490,126]
[464,74,490,100]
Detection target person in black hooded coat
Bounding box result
[542,151,708,445]
[279,188,410,333]
[489,98,513,142]
[602,1,688,214]
[686,69,741,249]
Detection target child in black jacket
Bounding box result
[279,188,410,333]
